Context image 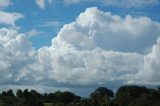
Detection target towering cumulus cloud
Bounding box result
[0,7,160,90]
[0,28,35,84]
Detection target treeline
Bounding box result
[0,85,160,106]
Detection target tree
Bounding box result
[48,93,55,102]
[157,86,160,94]
[115,86,157,106]
[23,89,30,100]
[52,91,79,104]
[16,89,23,98]
[90,87,114,106]
[62,91,76,104]
[2,91,7,96]
[30,89,41,98]
[6,89,14,97]
[90,87,114,99]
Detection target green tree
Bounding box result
[6,89,14,97]
[23,89,30,99]
[90,87,114,106]
[115,86,159,106]
[62,91,76,104]
[2,91,7,96]
[16,89,23,98]
[90,87,114,99]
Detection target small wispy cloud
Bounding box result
[63,0,81,5]
[35,0,55,9]
[102,0,160,8]
[35,0,160,10]
[64,0,160,8]
[26,29,43,38]
[39,21,64,28]
[35,0,45,9]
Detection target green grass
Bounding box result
[43,103,54,106]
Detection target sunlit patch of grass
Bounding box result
[43,103,54,106]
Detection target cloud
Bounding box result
[58,7,160,52]
[102,0,160,8]
[17,7,160,86]
[62,0,160,8]
[39,21,63,28]
[64,0,81,4]
[35,0,160,9]
[126,43,160,85]
[35,0,54,9]
[0,7,160,93]
[26,29,43,38]
[0,28,35,84]
[35,0,45,9]
[0,0,11,9]
[0,11,24,26]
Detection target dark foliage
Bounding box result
[115,86,160,106]
[0,85,160,106]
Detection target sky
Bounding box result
[0,0,160,97]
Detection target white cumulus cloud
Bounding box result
[18,7,160,86]
[0,28,35,84]
[0,7,160,91]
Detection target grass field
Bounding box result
[43,103,54,106]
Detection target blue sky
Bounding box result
[0,0,160,96]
